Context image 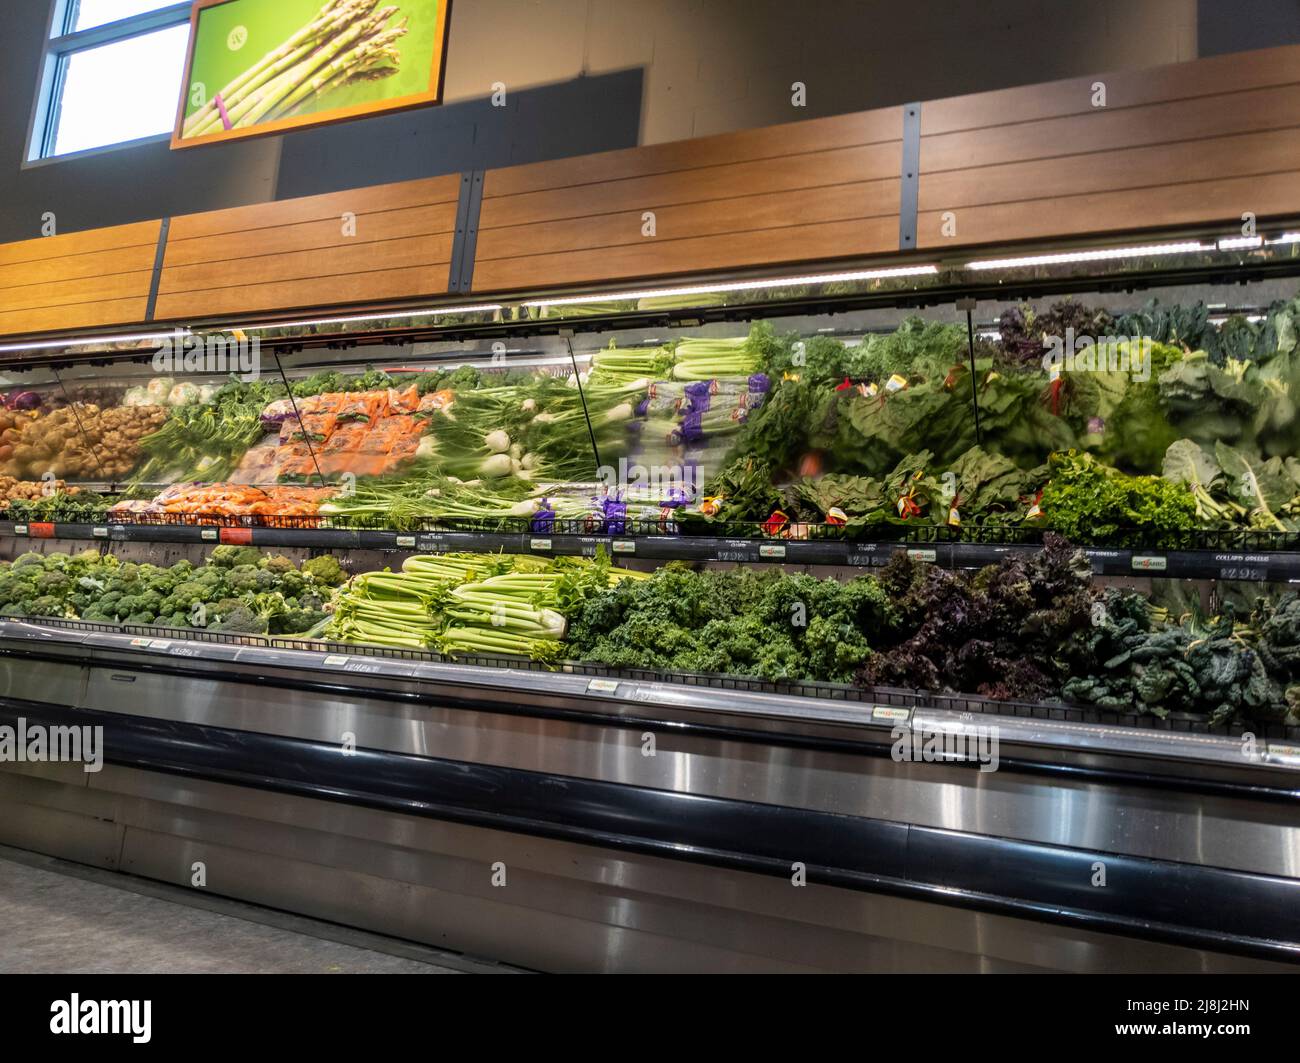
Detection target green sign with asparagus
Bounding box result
[173,0,451,147]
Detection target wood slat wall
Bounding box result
[0,221,160,337]
[154,175,463,321]
[471,108,904,293]
[916,44,1300,249]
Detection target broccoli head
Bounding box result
[208,545,264,569]
[211,605,269,634]
[11,552,46,569]
[36,570,71,597]
[302,555,346,587]
[0,573,39,609]
[258,554,296,575]
[227,565,277,594]
[28,595,69,618]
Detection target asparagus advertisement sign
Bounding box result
[172,0,451,148]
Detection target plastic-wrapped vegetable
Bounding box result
[167,382,201,407]
[145,377,173,403]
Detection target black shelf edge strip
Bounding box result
[1,698,1296,964]
[4,521,1300,583]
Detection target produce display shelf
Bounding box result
[9,616,1299,743]
[3,518,1298,582]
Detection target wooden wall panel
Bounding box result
[919,172,1300,250]
[0,221,159,337]
[473,108,904,294]
[917,47,1300,250]
[157,174,462,321]
[923,43,1300,135]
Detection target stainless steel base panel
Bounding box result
[0,760,1288,974]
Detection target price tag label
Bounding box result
[586,679,620,694]
[872,706,911,722]
[28,523,55,539]
[92,527,109,538]
[906,548,936,562]
[395,535,416,548]
[1267,742,1300,765]
[759,544,787,559]
[200,529,219,541]
[13,524,27,535]
[530,538,553,551]
[1132,555,1167,572]
[1219,566,1266,581]
[611,540,636,555]
[129,638,154,648]
[322,655,351,666]
[219,528,253,545]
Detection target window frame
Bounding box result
[25,0,193,163]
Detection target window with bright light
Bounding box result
[30,1,192,160]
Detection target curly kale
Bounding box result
[860,534,1094,700]
[566,568,890,684]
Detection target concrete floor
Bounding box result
[0,848,507,974]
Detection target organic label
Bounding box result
[872,706,910,722]
[586,679,620,694]
[1132,555,1167,572]
[758,544,787,559]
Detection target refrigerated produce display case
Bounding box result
[2,241,1300,972]
[4,39,1300,971]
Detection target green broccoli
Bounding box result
[276,570,307,598]
[208,545,264,569]
[211,605,269,634]
[25,595,66,618]
[302,555,346,587]
[258,554,296,575]
[11,552,46,569]
[0,574,39,609]
[36,570,72,597]
[227,565,277,594]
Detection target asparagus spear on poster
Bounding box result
[182,0,412,138]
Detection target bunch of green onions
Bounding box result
[184,0,409,138]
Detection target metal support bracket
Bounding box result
[447,170,486,294]
[898,102,921,251]
[144,216,171,323]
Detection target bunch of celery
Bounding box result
[672,337,760,381]
[183,0,408,138]
[324,551,649,657]
[587,345,673,386]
